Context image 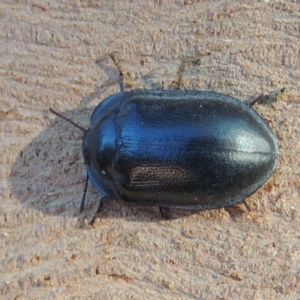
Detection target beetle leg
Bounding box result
[159,207,164,218]
[247,94,265,106]
[248,88,286,106]
[119,72,125,92]
[89,202,103,225]
[243,200,251,211]
[109,53,125,92]
[79,171,89,213]
[89,196,111,225]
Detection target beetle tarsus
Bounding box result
[79,171,89,213]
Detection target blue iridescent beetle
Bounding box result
[50,68,279,224]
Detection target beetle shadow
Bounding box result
[8,105,91,219]
[9,56,253,224]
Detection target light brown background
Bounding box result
[1,1,300,299]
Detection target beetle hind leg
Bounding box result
[246,88,285,106]
[247,94,265,106]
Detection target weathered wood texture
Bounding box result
[1,1,300,299]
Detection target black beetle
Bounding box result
[50,75,279,223]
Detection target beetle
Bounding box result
[50,73,279,224]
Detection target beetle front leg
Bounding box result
[89,196,112,225]
[79,172,89,213]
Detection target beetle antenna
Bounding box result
[49,108,87,133]
[80,171,89,213]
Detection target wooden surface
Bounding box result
[1,1,300,299]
